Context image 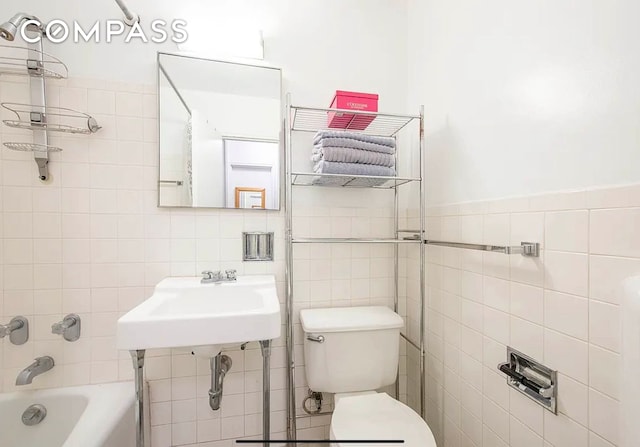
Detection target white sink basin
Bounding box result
[117,275,281,351]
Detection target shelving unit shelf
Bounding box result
[291,171,420,188]
[291,105,419,136]
[284,95,427,443]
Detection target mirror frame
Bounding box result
[156,51,284,210]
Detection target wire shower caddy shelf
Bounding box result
[0,44,68,79]
[3,142,62,153]
[2,102,101,135]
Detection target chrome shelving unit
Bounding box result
[284,95,426,443]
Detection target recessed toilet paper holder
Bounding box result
[498,347,557,413]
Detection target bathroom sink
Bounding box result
[116,275,281,351]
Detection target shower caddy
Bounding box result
[0,44,101,180]
[284,93,426,441]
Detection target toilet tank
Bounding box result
[300,306,404,393]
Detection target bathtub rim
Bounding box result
[0,381,134,447]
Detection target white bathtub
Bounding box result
[0,381,135,447]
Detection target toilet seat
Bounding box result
[330,392,437,447]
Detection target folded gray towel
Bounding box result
[313,130,396,149]
[315,137,395,154]
[314,160,396,177]
[312,146,395,167]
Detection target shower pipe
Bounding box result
[114,0,140,26]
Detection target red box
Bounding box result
[327,90,379,130]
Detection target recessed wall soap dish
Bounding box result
[243,232,274,261]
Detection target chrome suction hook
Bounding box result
[35,156,48,181]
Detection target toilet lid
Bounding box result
[331,393,437,447]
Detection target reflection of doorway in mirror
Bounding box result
[224,139,279,209]
[235,187,266,209]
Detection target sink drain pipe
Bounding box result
[209,353,232,410]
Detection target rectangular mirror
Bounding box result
[157,53,282,209]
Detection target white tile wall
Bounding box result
[0,75,410,446]
[424,183,640,446]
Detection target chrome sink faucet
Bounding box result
[201,269,237,284]
[16,356,54,385]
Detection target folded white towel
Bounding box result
[312,146,395,167]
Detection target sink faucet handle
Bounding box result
[202,270,214,280]
[225,269,237,280]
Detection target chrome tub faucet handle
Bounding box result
[0,316,28,345]
[51,314,81,342]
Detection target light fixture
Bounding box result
[178,22,264,60]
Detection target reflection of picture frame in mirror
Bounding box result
[235,187,266,209]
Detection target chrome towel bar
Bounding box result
[424,240,540,257]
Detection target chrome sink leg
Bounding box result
[260,340,272,447]
[130,350,145,447]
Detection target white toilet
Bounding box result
[300,306,436,446]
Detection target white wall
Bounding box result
[2,0,409,111]
[408,0,640,205]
